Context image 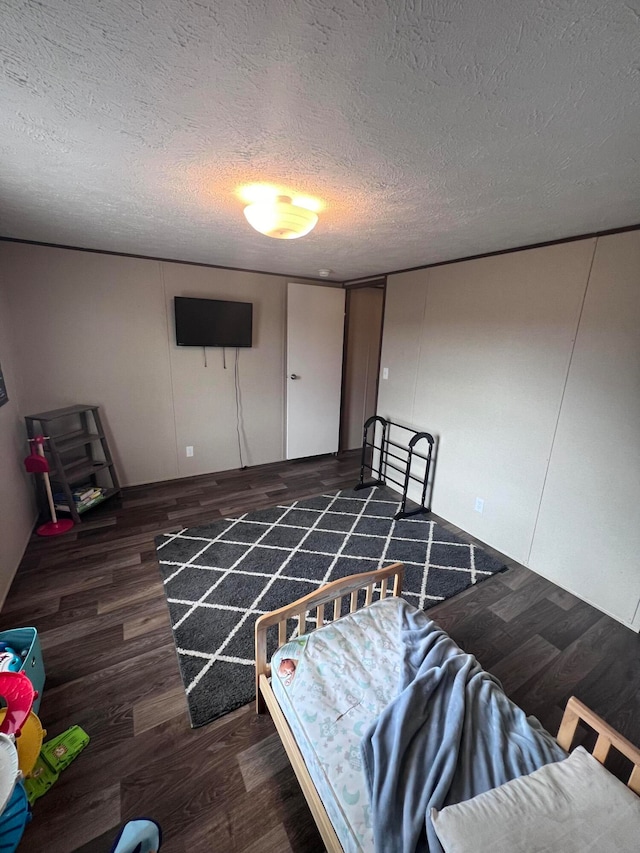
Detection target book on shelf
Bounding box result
[53,484,102,504]
[54,494,105,513]
[75,485,100,502]
[54,487,106,513]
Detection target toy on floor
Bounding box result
[110,819,162,853]
[0,709,44,777]
[0,735,20,816]
[0,646,22,674]
[22,755,56,805]
[23,725,90,805]
[23,435,74,536]
[41,725,89,773]
[0,628,46,715]
[0,736,30,853]
[0,672,37,737]
[0,780,30,853]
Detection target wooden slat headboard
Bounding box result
[254,562,404,713]
[557,695,640,794]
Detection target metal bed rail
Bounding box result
[354,416,435,519]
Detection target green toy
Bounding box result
[23,755,58,805]
[40,725,89,773]
[24,725,89,805]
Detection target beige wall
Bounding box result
[162,263,287,475]
[341,287,384,450]
[1,242,323,487]
[3,247,178,486]
[378,234,640,630]
[0,281,37,601]
[528,231,640,629]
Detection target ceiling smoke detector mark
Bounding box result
[318,269,332,278]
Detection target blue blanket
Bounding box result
[360,601,566,852]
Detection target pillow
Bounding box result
[431,746,640,852]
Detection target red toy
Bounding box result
[23,435,74,536]
[0,671,37,737]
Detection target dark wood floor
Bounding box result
[5,452,640,852]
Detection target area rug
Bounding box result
[155,485,507,727]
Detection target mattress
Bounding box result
[270,596,407,852]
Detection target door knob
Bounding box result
[290,374,300,380]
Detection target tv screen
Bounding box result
[175,297,253,347]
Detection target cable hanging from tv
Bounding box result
[174,297,251,470]
[234,347,245,469]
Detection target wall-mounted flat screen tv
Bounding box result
[175,297,253,347]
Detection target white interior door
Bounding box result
[286,282,345,459]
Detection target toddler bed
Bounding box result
[255,563,640,852]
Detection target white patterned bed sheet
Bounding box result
[270,596,407,853]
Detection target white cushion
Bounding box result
[431,746,640,852]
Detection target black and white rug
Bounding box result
[155,485,507,727]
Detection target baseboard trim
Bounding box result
[524,561,639,635]
[0,510,39,611]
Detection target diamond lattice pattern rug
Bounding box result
[155,485,506,727]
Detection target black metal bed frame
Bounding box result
[354,416,434,520]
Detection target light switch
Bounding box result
[382,367,389,380]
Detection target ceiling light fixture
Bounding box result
[244,195,318,239]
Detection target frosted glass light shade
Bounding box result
[244,195,318,239]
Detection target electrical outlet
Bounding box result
[186,446,194,457]
[382,367,389,380]
[474,497,484,514]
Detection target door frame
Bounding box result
[338,277,387,453]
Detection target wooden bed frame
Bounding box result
[254,563,640,852]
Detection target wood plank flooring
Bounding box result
[4,452,640,852]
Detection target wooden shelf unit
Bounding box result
[25,404,121,523]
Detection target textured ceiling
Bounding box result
[0,1,639,281]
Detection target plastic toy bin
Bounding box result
[0,629,44,714]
